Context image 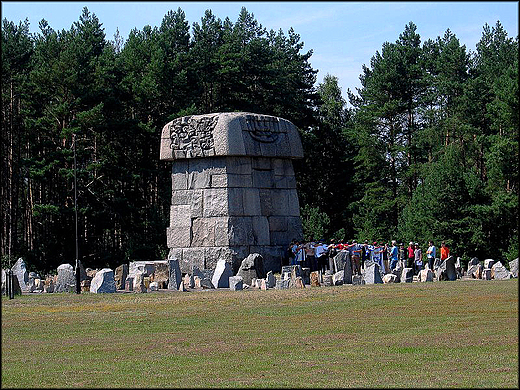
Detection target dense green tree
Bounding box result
[347,22,428,241]
[296,74,354,239]
[1,18,33,266]
[397,22,518,262]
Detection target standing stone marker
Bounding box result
[294,277,305,289]
[301,267,311,285]
[11,258,29,292]
[55,264,76,293]
[364,264,383,284]
[114,264,128,290]
[352,274,364,285]
[509,258,518,278]
[334,251,349,274]
[275,279,290,289]
[482,268,492,280]
[266,271,276,288]
[436,256,457,281]
[167,258,182,290]
[343,253,353,284]
[322,274,333,287]
[229,276,244,291]
[211,258,234,288]
[152,262,169,289]
[90,268,116,293]
[483,259,495,269]
[382,273,398,283]
[467,263,482,279]
[310,271,320,287]
[333,271,344,285]
[160,112,304,274]
[491,261,510,280]
[236,253,265,286]
[418,269,433,282]
[125,276,134,292]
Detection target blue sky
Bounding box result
[2,1,518,98]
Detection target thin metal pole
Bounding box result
[73,134,80,294]
[9,270,14,299]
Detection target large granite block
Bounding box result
[204,246,242,271]
[228,188,245,216]
[252,169,274,188]
[170,205,191,227]
[252,216,270,245]
[181,248,205,274]
[268,216,288,232]
[364,264,383,284]
[11,258,29,292]
[509,258,518,278]
[203,188,228,217]
[171,189,192,206]
[287,189,301,216]
[172,172,188,190]
[225,157,252,175]
[242,188,262,216]
[191,218,215,247]
[252,157,272,170]
[190,189,204,218]
[55,263,76,293]
[228,217,254,246]
[166,226,191,248]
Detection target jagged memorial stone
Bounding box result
[436,256,457,281]
[364,264,383,284]
[509,258,518,278]
[11,258,29,292]
[114,264,128,290]
[55,264,76,293]
[236,253,265,286]
[90,268,117,293]
[491,261,510,280]
[167,258,182,290]
[211,258,234,288]
[160,112,304,274]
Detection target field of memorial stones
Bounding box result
[2,262,518,388]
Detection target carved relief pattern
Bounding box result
[240,114,287,144]
[169,115,218,156]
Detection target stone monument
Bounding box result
[160,112,304,274]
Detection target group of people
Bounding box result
[287,239,451,276]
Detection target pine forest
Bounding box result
[1,7,518,274]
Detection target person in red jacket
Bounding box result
[407,242,415,273]
[440,242,450,261]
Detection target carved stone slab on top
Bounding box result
[160,112,303,160]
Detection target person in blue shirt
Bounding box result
[291,241,305,266]
[371,242,384,273]
[390,240,399,270]
[315,241,329,273]
[426,241,436,271]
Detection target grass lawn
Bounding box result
[1,279,518,388]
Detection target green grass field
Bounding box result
[1,279,518,388]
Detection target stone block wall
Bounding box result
[167,156,303,273]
